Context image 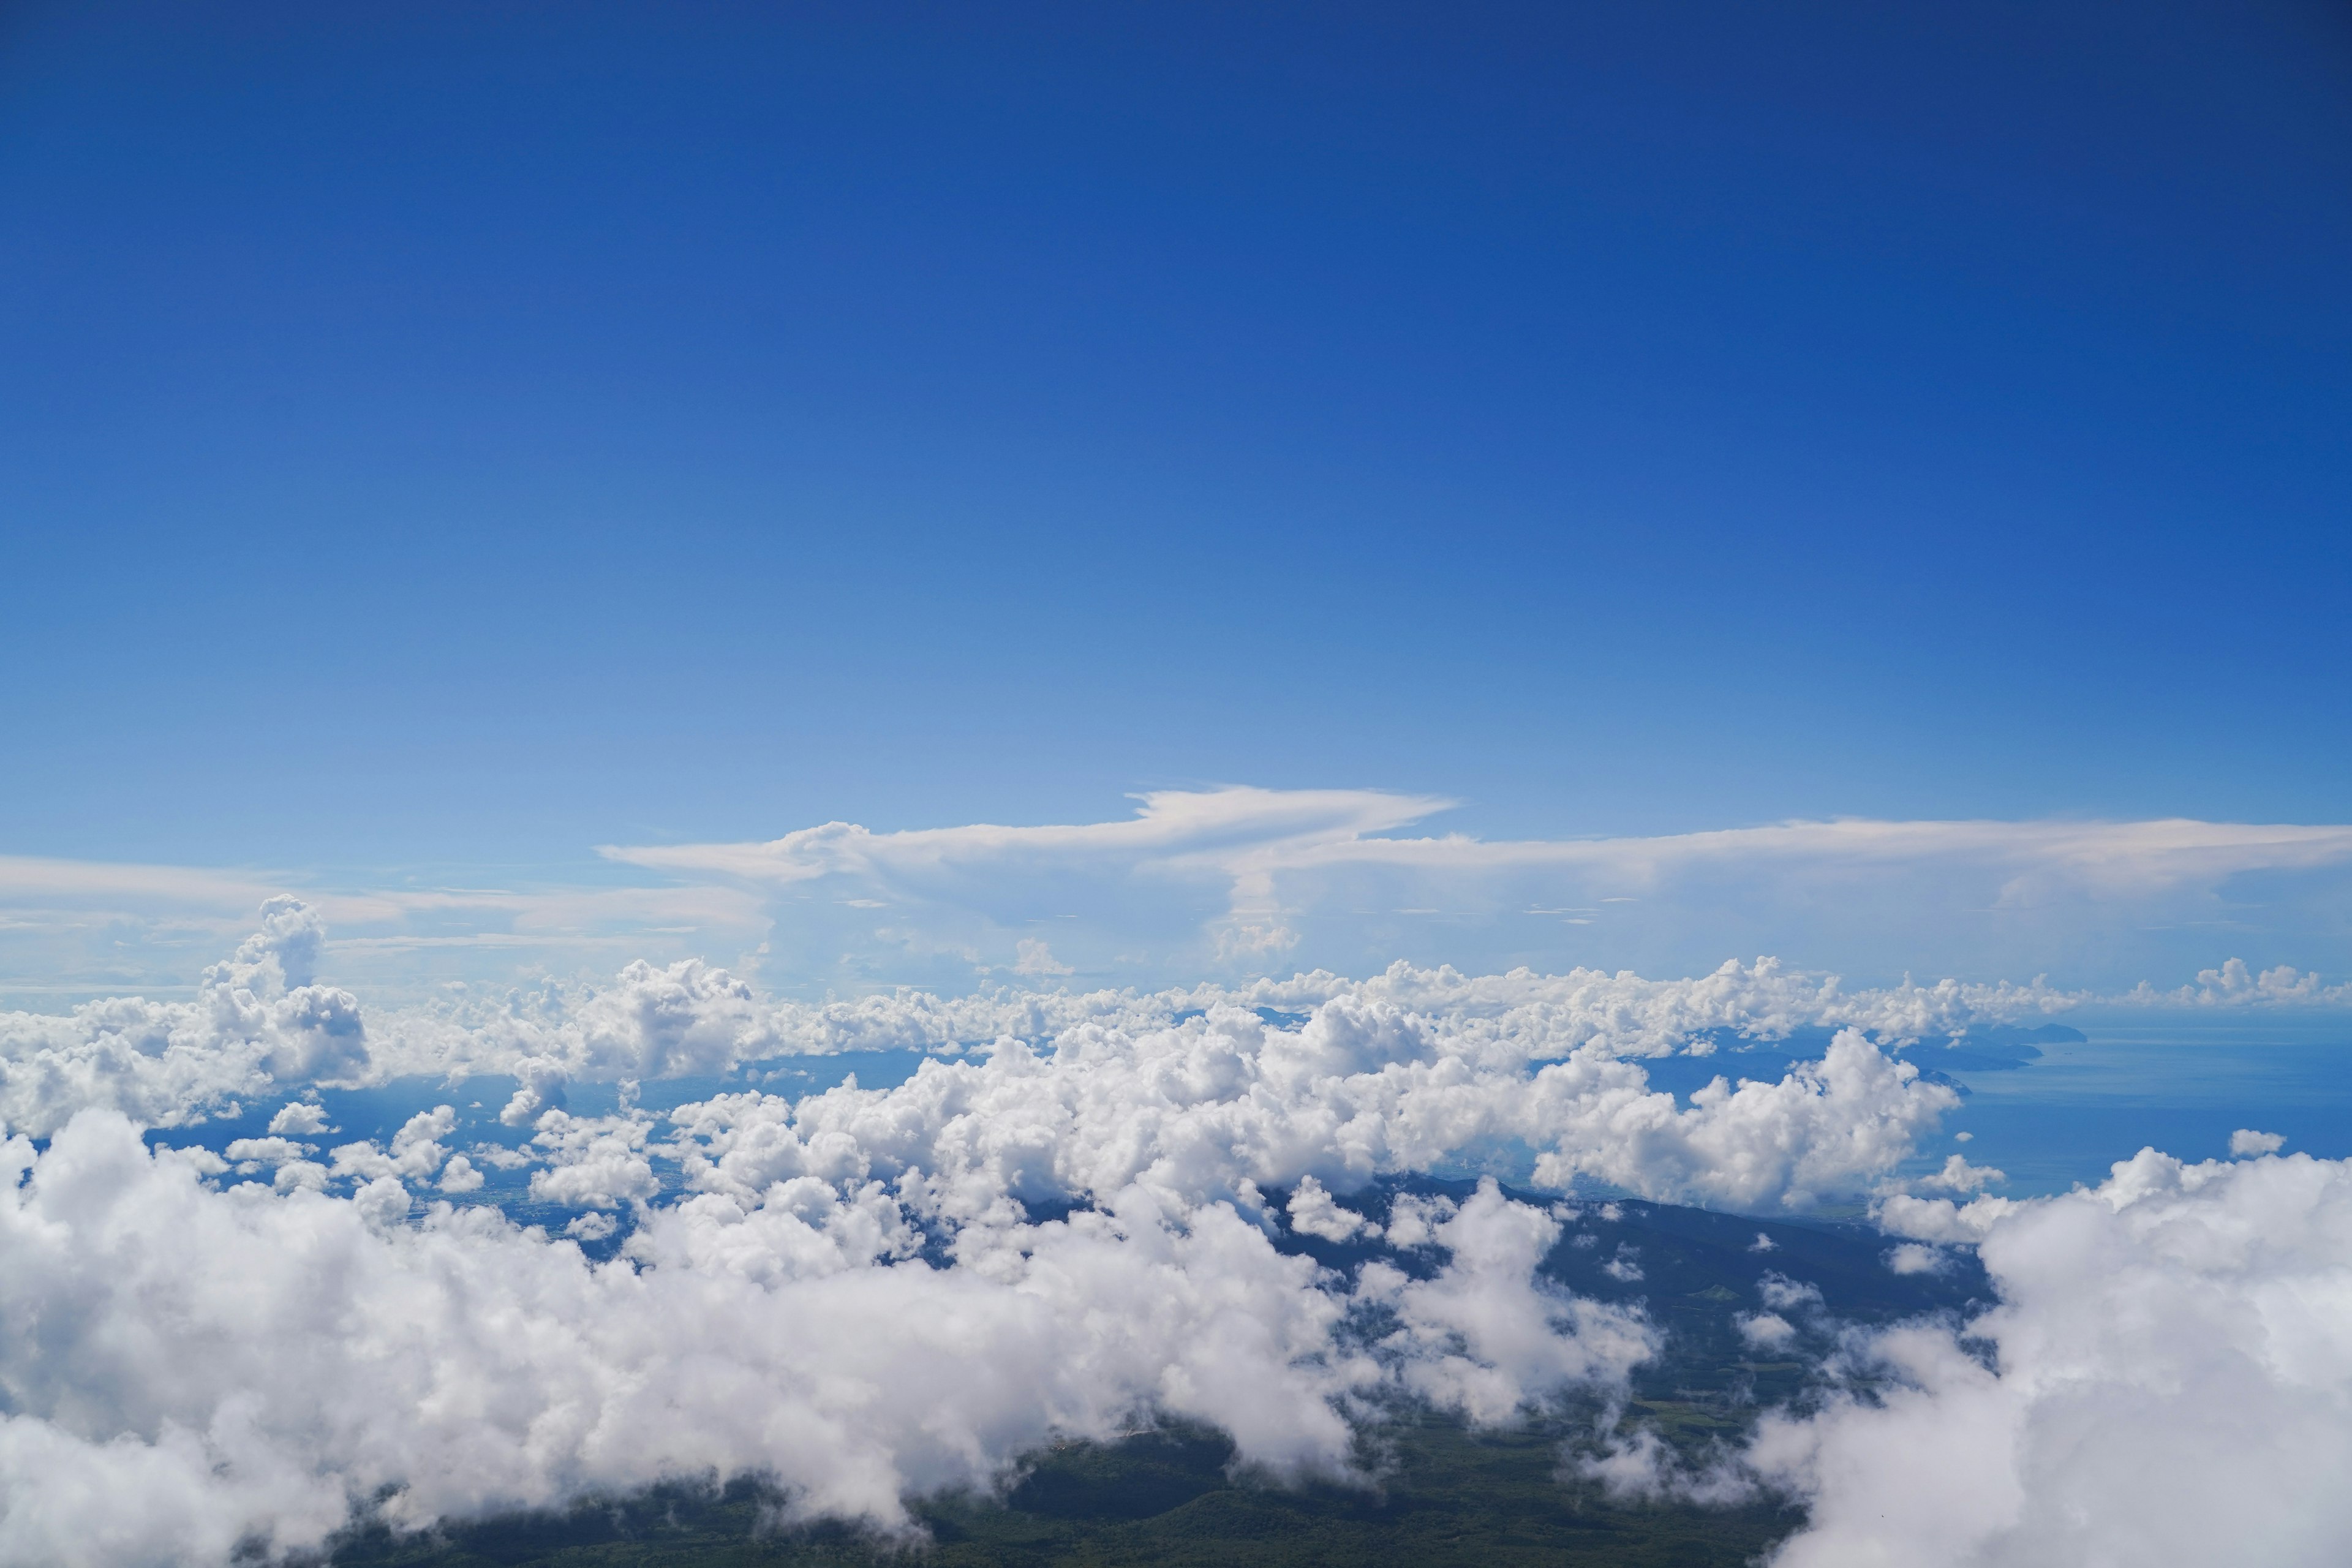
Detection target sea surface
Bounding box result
[1918,1011,2352,1195]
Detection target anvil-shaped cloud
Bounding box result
[600,788,2352,991]
[5,789,2350,1001]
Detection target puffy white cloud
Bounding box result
[1012,938,1074,978]
[1718,1150,2352,1567]
[2130,959,2352,1008]
[1286,1175,1379,1242]
[527,1110,660,1210]
[266,1101,332,1136]
[641,1005,1954,1224]
[223,1136,314,1173]
[1884,1242,1950,1276]
[339,948,2071,1180]
[1361,1180,1654,1424]
[0,897,369,1137]
[1755,1274,1823,1314]
[15,899,2345,1566]
[273,1160,328,1194]
[1525,1029,1959,1211]
[327,1107,456,1185]
[1920,1152,2007,1193]
[2231,1128,2286,1156]
[0,1112,1631,1566]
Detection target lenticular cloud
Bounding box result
[3,905,2345,1567]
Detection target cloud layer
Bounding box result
[606,788,2352,990]
[3,905,2349,1566]
[12,790,2352,1001]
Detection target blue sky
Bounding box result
[3,1,2350,993]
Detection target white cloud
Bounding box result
[1920,1153,2007,1193]
[2231,1128,2287,1157]
[527,1109,659,1210]
[0,1111,1645,1564]
[2134,959,2352,1008]
[0,897,369,1136]
[1361,1180,1654,1425]
[222,1136,314,1172]
[6,899,2349,1562]
[1011,937,1074,977]
[1884,1242,1949,1276]
[1744,1149,2352,1567]
[599,786,1450,887]
[0,856,767,1006]
[1285,1175,1379,1242]
[1756,1274,1823,1314]
[12,791,2352,998]
[645,1005,1958,1226]
[601,790,2352,991]
[605,791,2352,903]
[266,1101,332,1136]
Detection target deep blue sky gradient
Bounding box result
[5,1,2348,870]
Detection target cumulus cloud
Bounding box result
[6,902,2346,1565]
[2129,959,2352,1008]
[1286,1175,1379,1242]
[0,904,2022,1562]
[1584,1153,2352,1567]
[266,1101,333,1136]
[1743,1149,2352,1567]
[0,1111,1651,1566]
[327,1106,457,1185]
[0,897,369,1136]
[624,1004,1959,1225]
[1883,1242,1950,1276]
[1011,938,1074,978]
[1360,1180,1654,1424]
[356,948,2075,1122]
[1919,1152,2007,1193]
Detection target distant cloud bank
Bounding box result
[7,788,2352,1000]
